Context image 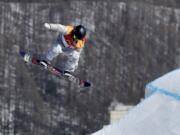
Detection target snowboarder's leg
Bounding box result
[45,42,63,61]
[63,50,81,72]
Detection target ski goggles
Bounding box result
[73,34,79,41]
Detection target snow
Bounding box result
[146,68,180,98]
[91,68,180,135]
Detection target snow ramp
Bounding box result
[91,68,180,135]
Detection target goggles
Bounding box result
[73,34,79,41]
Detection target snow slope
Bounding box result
[91,68,180,135]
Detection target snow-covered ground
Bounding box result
[91,68,180,135]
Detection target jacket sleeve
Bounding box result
[44,23,68,34]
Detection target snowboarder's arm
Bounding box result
[44,23,67,34]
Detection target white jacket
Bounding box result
[44,23,83,72]
[44,23,68,34]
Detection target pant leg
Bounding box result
[45,41,63,61]
[63,50,81,72]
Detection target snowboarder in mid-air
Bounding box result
[21,23,91,87]
[43,23,87,72]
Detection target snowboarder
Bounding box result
[21,23,90,87]
[42,23,87,73]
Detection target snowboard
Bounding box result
[19,51,91,88]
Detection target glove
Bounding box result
[44,23,51,29]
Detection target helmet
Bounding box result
[74,25,86,40]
